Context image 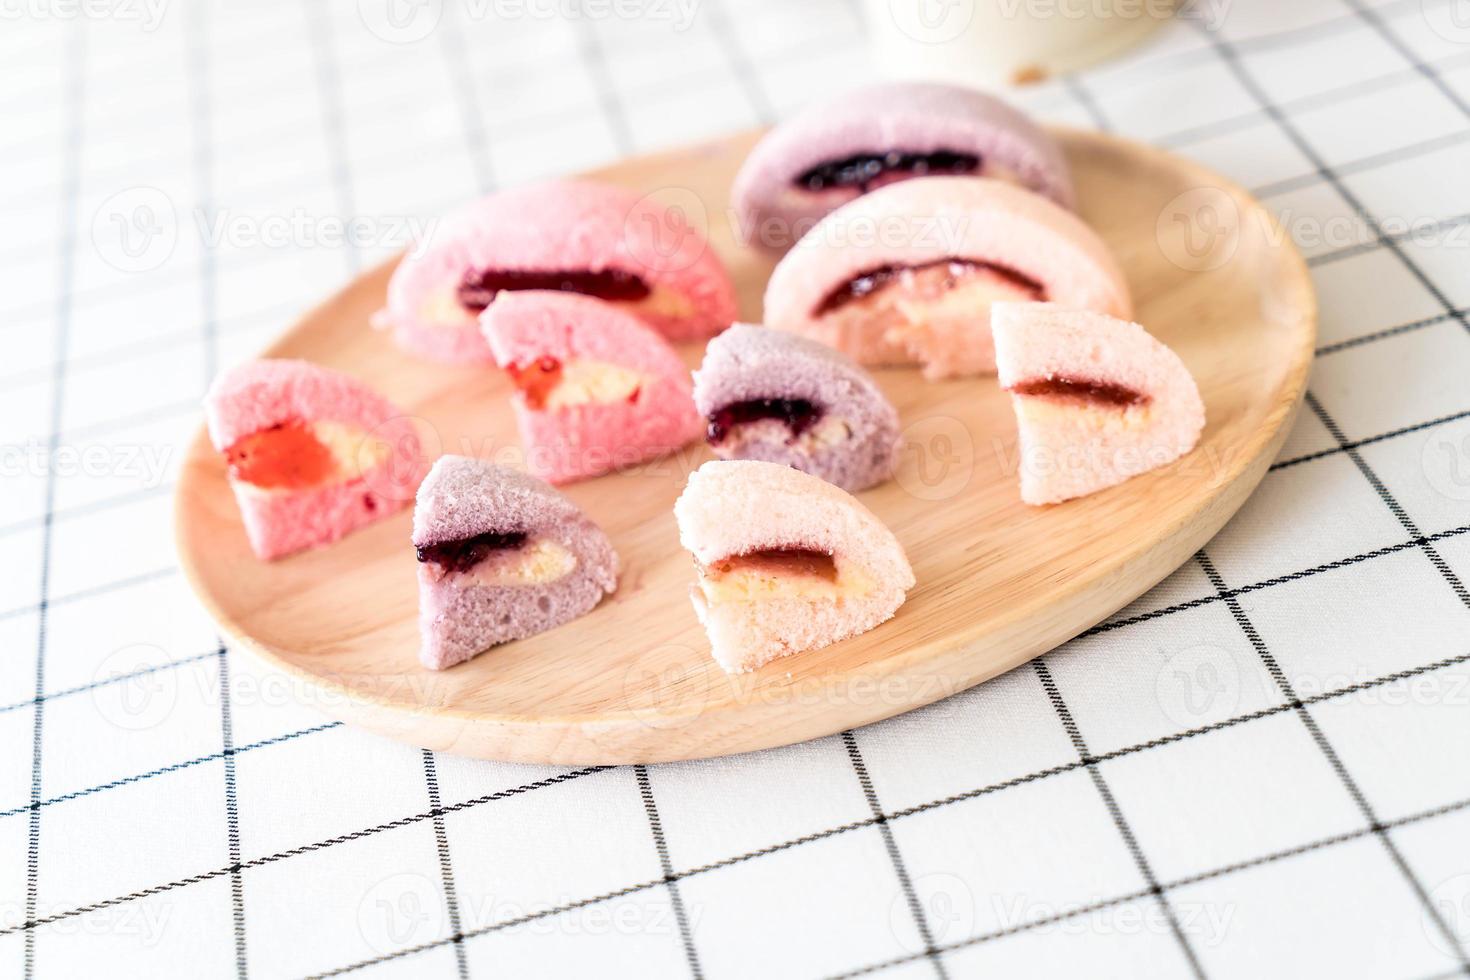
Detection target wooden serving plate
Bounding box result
[175,129,1314,764]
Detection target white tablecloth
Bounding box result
[4,0,1470,976]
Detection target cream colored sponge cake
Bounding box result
[992,302,1205,505]
[674,460,914,673]
[763,176,1131,379]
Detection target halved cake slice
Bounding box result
[481,290,703,484]
[992,302,1206,505]
[374,179,738,362]
[732,82,1074,251]
[692,324,900,492]
[674,460,914,673]
[413,456,619,669]
[763,176,1131,379]
[204,359,428,560]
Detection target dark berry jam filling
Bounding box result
[416,530,529,574]
[224,420,338,490]
[794,150,981,193]
[507,356,563,410]
[814,258,1045,316]
[707,398,820,444]
[710,548,838,582]
[1009,376,1148,408]
[457,268,651,313]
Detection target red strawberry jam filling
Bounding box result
[1009,377,1148,407]
[795,150,981,194]
[816,258,1044,316]
[706,398,821,444]
[225,421,339,490]
[416,530,529,574]
[457,268,651,314]
[507,356,564,410]
[709,548,838,582]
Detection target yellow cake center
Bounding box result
[1014,395,1155,433]
[543,361,648,409]
[718,415,854,452]
[465,537,578,586]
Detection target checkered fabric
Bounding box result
[3,0,1470,976]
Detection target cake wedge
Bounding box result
[204,359,428,560]
[674,460,914,673]
[413,456,619,669]
[992,302,1205,505]
[692,323,900,492]
[481,290,703,484]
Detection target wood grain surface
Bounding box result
[174,128,1316,763]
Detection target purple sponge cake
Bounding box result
[732,82,1074,251]
[674,460,914,673]
[692,324,900,492]
[413,456,619,670]
[205,359,428,560]
[376,180,738,363]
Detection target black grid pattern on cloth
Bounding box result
[6,0,1470,977]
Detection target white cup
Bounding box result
[866,0,1175,87]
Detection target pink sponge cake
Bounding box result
[992,303,1205,505]
[692,324,900,492]
[375,179,738,362]
[674,460,915,673]
[413,455,619,669]
[204,359,428,560]
[763,176,1131,380]
[733,82,1074,251]
[482,290,703,484]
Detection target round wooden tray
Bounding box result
[174,128,1315,764]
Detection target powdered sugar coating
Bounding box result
[377,180,738,362]
[732,82,1074,251]
[692,324,900,491]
